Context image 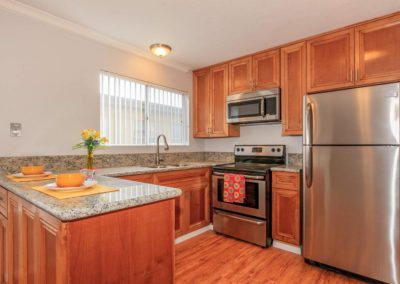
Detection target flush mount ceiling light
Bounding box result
[149,43,172,58]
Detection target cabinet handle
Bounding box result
[355,69,359,82]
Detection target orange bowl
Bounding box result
[56,173,85,188]
[21,165,45,175]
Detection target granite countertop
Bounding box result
[270,165,302,173]
[96,161,226,177]
[0,161,224,222]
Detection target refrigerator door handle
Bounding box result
[305,103,313,145]
[305,146,313,187]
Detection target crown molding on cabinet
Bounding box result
[0,0,191,73]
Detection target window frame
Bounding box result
[100,71,190,146]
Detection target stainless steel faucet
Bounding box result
[156,134,169,167]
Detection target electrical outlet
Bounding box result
[10,123,22,137]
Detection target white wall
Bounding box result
[204,124,303,154]
[0,9,204,157]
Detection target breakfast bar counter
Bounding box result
[0,171,181,221]
[0,166,193,284]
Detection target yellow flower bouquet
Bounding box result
[73,129,108,169]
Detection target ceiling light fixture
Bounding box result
[149,43,172,58]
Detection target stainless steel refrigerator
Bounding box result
[303,83,399,284]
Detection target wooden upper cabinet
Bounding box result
[307,28,355,93]
[228,56,253,94]
[210,64,239,137]
[193,65,239,138]
[193,68,211,137]
[355,14,400,85]
[253,49,280,90]
[281,42,306,136]
[210,64,228,137]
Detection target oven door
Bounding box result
[226,97,265,123]
[212,172,267,219]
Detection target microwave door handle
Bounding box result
[261,98,266,117]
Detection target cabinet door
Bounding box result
[0,214,7,284]
[193,68,211,137]
[20,201,37,283]
[253,49,280,90]
[36,210,65,284]
[210,64,240,138]
[186,181,210,232]
[8,195,19,284]
[281,42,306,136]
[272,188,300,245]
[174,196,185,237]
[210,64,229,137]
[228,56,253,94]
[307,29,355,93]
[355,14,400,85]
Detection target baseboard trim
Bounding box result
[272,240,302,255]
[175,224,213,244]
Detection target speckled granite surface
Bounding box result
[0,171,182,221]
[0,161,226,221]
[97,162,224,177]
[271,153,303,173]
[288,153,303,168]
[0,152,232,174]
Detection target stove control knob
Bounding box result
[271,148,275,152]
[277,148,281,152]
[241,148,244,152]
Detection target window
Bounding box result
[100,71,189,145]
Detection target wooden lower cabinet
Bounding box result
[0,214,7,284]
[120,168,211,237]
[7,192,175,284]
[272,172,301,246]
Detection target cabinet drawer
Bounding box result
[0,187,7,217]
[272,172,300,190]
[154,168,210,184]
[119,174,154,184]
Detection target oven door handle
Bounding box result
[213,172,265,180]
[214,210,265,225]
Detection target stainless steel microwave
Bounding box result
[226,88,280,124]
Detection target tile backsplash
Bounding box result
[0,151,300,173]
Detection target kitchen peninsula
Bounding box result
[0,167,186,284]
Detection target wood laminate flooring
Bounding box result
[175,232,364,284]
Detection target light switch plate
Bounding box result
[10,123,22,137]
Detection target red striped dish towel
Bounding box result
[223,173,245,203]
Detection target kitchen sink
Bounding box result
[146,163,191,169]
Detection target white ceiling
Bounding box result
[12,0,400,70]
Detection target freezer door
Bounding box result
[304,83,399,145]
[303,145,399,283]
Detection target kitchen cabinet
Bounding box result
[0,213,7,284]
[355,14,400,85]
[193,65,239,138]
[307,28,355,93]
[6,191,174,284]
[253,49,280,90]
[228,50,280,95]
[272,172,301,246]
[228,56,253,94]
[120,167,211,237]
[281,42,306,136]
[193,68,211,137]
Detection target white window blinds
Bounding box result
[100,72,189,145]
